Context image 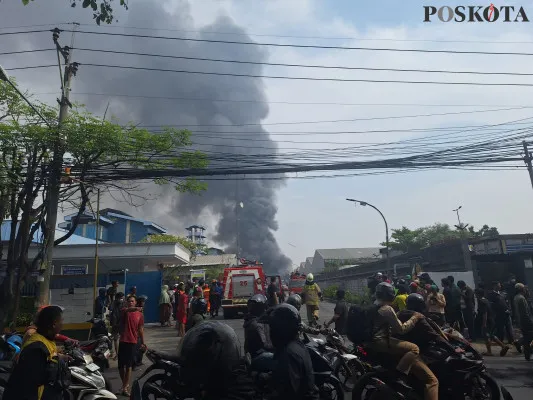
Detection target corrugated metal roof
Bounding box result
[187,254,238,267]
[316,247,381,260]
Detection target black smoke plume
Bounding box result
[1,0,291,273]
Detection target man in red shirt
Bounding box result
[118,295,146,396]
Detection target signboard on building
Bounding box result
[190,269,206,281]
[61,265,88,275]
[504,239,533,254]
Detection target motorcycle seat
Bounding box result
[151,350,181,363]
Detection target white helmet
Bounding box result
[306,273,314,281]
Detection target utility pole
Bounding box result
[92,188,100,314]
[37,28,79,305]
[523,141,533,189]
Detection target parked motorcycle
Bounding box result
[0,347,115,400]
[0,335,22,362]
[309,328,365,392]
[78,318,112,371]
[130,349,190,400]
[248,332,344,400]
[63,346,116,400]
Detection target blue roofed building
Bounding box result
[1,220,96,246]
[58,208,166,244]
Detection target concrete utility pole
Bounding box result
[37,28,79,305]
[523,141,533,190]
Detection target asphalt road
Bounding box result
[104,302,532,399]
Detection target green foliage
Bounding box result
[0,78,207,330]
[322,285,370,305]
[383,223,500,253]
[141,234,208,255]
[22,0,128,25]
[15,313,33,328]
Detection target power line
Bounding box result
[37,91,533,109]
[72,47,533,77]
[8,61,524,88]
[133,107,531,127]
[3,23,533,45]
[64,63,533,87]
[0,29,49,36]
[60,29,533,57]
[0,49,53,56]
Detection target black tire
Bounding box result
[141,373,172,400]
[334,358,367,392]
[467,372,501,400]
[319,375,344,400]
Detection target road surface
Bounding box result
[104,301,532,399]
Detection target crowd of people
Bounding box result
[154,278,224,334]
[368,271,533,360]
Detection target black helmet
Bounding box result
[191,298,207,315]
[406,293,426,313]
[177,321,241,391]
[375,282,395,302]
[248,294,267,317]
[268,304,301,349]
[286,294,302,311]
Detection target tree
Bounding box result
[384,223,499,253]
[0,78,207,331]
[468,224,499,238]
[22,0,128,25]
[141,234,208,256]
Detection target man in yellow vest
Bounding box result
[302,273,322,327]
[4,306,67,400]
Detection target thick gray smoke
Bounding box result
[1,0,291,273]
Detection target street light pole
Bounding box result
[453,206,463,227]
[346,199,391,273]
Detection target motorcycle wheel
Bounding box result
[141,373,187,400]
[334,358,367,392]
[351,372,418,400]
[319,376,344,400]
[466,372,501,400]
[141,374,172,400]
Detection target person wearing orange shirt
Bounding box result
[203,283,211,314]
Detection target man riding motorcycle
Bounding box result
[268,304,319,400]
[185,298,207,332]
[369,282,439,400]
[243,294,276,371]
[396,293,456,353]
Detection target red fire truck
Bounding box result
[221,259,266,319]
[288,271,306,295]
